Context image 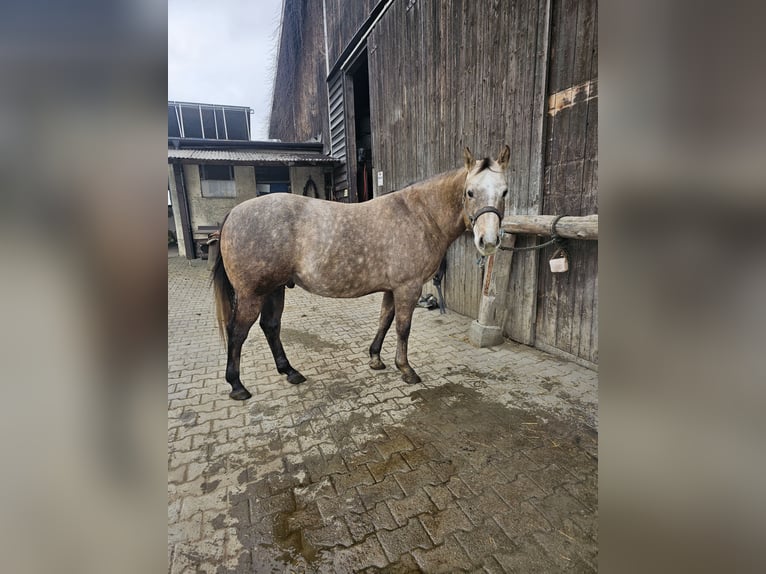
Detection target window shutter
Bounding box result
[328,72,348,200]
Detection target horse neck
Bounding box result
[408,168,468,249]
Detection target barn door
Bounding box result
[347,50,373,203]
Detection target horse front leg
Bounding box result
[260,286,306,385]
[369,290,395,370]
[225,295,263,400]
[393,285,423,385]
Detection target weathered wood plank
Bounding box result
[502,0,551,346]
[534,0,598,363]
[501,214,597,240]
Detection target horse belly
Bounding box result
[294,253,386,298]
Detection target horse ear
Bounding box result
[463,147,475,171]
[497,144,511,170]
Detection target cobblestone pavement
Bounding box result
[168,255,598,573]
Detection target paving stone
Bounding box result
[344,501,398,542]
[367,452,411,482]
[250,491,295,517]
[374,432,415,459]
[401,443,445,469]
[304,519,353,548]
[377,518,433,561]
[529,488,593,535]
[493,473,549,505]
[394,464,442,496]
[357,474,405,510]
[445,476,477,499]
[316,491,365,521]
[168,516,202,544]
[493,499,553,541]
[423,483,456,511]
[332,464,376,495]
[456,489,511,526]
[168,256,598,572]
[330,535,389,571]
[454,518,514,563]
[420,506,473,545]
[387,488,436,526]
[525,462,580,495]
[412,534,474,573]
[528,529,597,572]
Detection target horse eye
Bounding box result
[502,189,508,198]
[466,190,474,198]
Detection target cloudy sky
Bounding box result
[168,0,284,140]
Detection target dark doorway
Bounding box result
[350,53,373,202]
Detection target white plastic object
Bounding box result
[549,256,569,273]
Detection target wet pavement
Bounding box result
[168,255,598,572]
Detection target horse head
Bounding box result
[462,144,511,256]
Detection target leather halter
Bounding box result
[468,205,503,227]
[462,168,504,230]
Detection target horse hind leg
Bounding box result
[369,291,395,370]
[260,286,306,385]
[225,294,263,400]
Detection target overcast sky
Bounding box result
[168,0,284,140]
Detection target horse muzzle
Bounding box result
[470,207,503,256]
[475,231,501,255]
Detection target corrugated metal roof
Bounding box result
[167,148,340,165]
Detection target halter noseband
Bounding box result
[467,205,503,228]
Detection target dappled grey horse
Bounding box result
[212,146,510,400]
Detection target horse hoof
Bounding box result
[287,372,306,385]
[402,372,422,385]
[369,357,386,370]
[229,388,252,401]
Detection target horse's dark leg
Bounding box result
[393,285,422,384]
[225,294,263,401]
[369,291,395,370]
[260,286,306,385]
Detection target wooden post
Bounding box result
[469,214,597,348]
[469,235,516,348]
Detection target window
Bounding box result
[255,166,291,194]
[200,164,234,181]
[180,105,203,138]
[200,164,236,198]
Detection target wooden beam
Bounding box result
[502,214,598,240]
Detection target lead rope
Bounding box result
[476,214,569,266]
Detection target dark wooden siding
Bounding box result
[368,0,551,329]
[323,0,380,69]
[534,0,598,365]
[269,0,329,144]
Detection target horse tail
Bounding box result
[211,215,234,346]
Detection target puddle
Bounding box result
[281,327,342,353]
[215,381,597,572]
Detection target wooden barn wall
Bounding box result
[533,0,598,365]
[269,0,599,364]
[367,0,550,327]
[323,0,380,69]
[268,0,329,144]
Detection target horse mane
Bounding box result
[477,157,493,173]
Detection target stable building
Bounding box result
[268,0,598,367]
[167,101,339,259]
